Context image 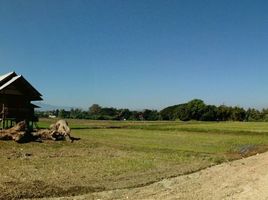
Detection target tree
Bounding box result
[142,109,160,121]
[160,105,178,120]
[200,105,217,121]
[175,104,191,121]
[58,109,69,118]
[246,108,262,121]
[128,111,141,120]
[186,99,206,120]
[231,106,246,121]
[88,104,102,115]
[217,105,231,121]
[70,108,84,119]
[118,109,131,120]
[100,107,118,117]
[174,99,206,121]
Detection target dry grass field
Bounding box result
[1,119,268,199]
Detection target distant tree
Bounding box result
[260,109,268,121]
[246,108,262,121]
[217,105,231,121]
[128,111,141,120]
[58,109,69,118]
[118,109,131,120]
[35,110,49,118]
[200,105,217,121]
[160,105,178,120]
[230,106,246,121]
[70,108,84,119]
[89,104,102,115]
[186,99,206,120]
[175,104,191,121]
[54,109,59,117]
[142,109,160,121]
[100,107,118,117]
[174,99,206,121]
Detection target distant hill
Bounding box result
[34,102,72,111]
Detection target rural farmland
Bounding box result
[1,119,268,199]
[1,0,268,199]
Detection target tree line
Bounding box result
[36,104,160,121]
[35,99,268,122]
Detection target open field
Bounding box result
[1,119,268,199]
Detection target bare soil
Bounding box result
[33,151,268,200]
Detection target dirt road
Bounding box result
[35,151,268,200]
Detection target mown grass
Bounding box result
[1,119,268,199]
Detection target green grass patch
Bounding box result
[1,119,268,199]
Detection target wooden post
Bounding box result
[2,104,5,130]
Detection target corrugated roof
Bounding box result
[0,71,43,101]
[0,75,21,91]
[0,71,16,83]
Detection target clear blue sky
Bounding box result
[0,0,268,110]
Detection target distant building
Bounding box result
[0,72,42,129]
[48,115,57,119]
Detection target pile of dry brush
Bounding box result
[0,120,80,143]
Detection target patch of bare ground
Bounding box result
[1,180,104,200]
[29,151,268,200]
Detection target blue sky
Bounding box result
[0,0,268,110]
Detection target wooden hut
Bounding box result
[0,72,42,129]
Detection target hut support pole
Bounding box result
[1,104,4,130]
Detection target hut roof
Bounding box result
[0,72,42,101]
[0,71,16,83]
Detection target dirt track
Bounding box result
[34,151,268,200]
